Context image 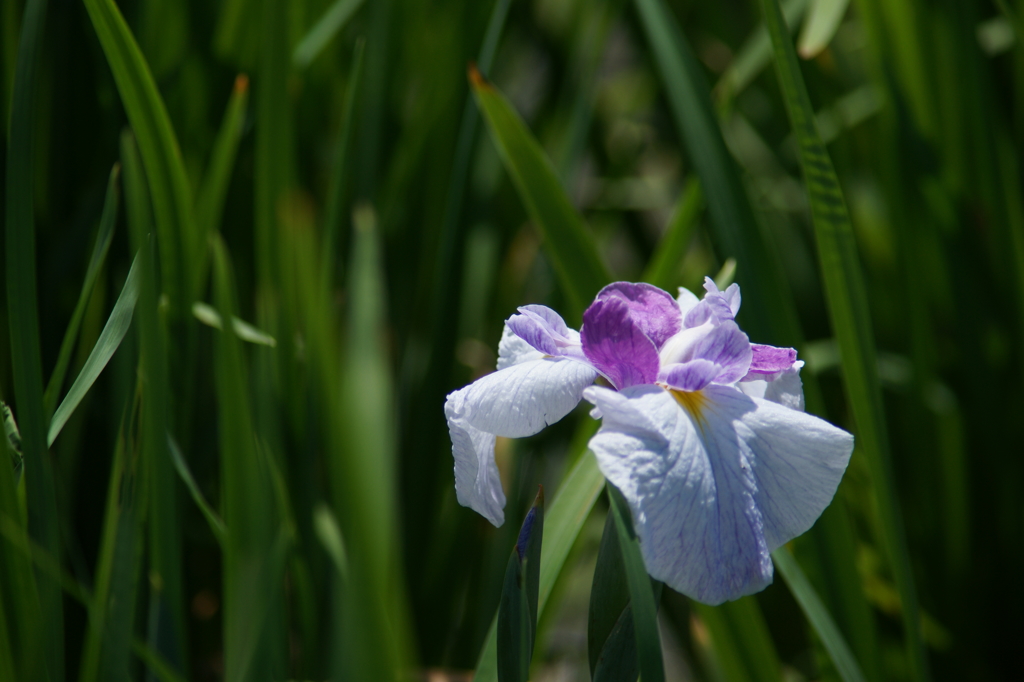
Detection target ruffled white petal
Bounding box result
[446,391,505,526]
[462,357,598,437]
[677,287,700,316]
[583,383,852,604]
[739,361,805,412]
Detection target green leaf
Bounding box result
[588,510,630,677]
[470,67,610,321]
[693,598,781,682]
[497,488,544,682]
[606,484,664,682]
[79,415,141,682]
[82,0,197,313]
[47,251,140,447]
[714,0,809,107]
[321,38,366,291]
[121,129,186,672]
[196,74,249,239]
[642,178,704,290]
[797,0,850,58]
[634,0,802,346]
[43,163,120,417]
[167,435,226,545]
[473,450,606,682]
[293,0,367,68]
[191,302,277,347]
[759,0,928,679]
[772,547,866,682]
[4,0,62,676]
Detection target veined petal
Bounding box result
[594,282,682,349]
[659,360,720,392]
[507,304,582,357]
[746,344,798,377]
[446,391,505,526]
[582,297,660,389]
[703,277,741,318]
[497,324,544,370]
[460,356,598,437]
[739,361,806,412]
[691,321,752,384]
[583,383,852,604]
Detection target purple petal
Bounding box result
[581,297,660,389]
[506,305,578,356]
[659,360,719,392]
[594,282,681,349]
[703,277,741,317]
[747,344,798,376]
[691,321,752,384]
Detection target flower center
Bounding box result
[668,387,707,427]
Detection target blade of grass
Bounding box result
[588,510,630,677]
[0,402,46,682]
[167,435,226,545]
[196,74,249,240]
[470,66,611,322]
[693,598,780,682]
[82,0,196,313]
[121,129,185,673]
[191,303,277,347]
[759,0,928,678]
[606,485,664,682]
[210,234,285,682]
[292,0,367,68]
[43,163,120,417]
[473,451,606,682]
[4,0,62,676]
[797,0,850,59]
[330,205,411,681]
[634,0,802,346]
[642,178,704,290]
[773,547,866,682]
[320,38,365,291]
[79,411,141,682]
[714,0,809,108]
[496,489,543,682]
[47,251,140,447]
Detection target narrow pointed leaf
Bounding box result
[773,547,866,682]
[191,302,277,347]
[167,435,226,545]
[43,163,120,416]
[797,0,850,59]
[634,0,801,346]
[693,599,781,682]
[293,0,367,68]
[607,484,664,682]
[196,74,249,239]
[4,0,62,675]
[759,0,928,678]
[470,66,610,321]
[473,450,605,682]
[497,488,544,682]
[48,252,140,447]
[642,178,704,290]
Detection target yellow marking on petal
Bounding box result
[669,388,708,429]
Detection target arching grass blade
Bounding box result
[759,0,928,678]
[293,0,367,69]
[470,66,610,321]
[606,484,663,682]
[4,0,62,676]
[497,488,543,682]
[82,0,196,313]
[773,547,866,682]
[43,163,120,417]
[47,252,140,447]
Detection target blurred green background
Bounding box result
[1,0,1021,680]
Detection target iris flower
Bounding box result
[445,280,853,604]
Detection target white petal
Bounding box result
[584,383,852,604]
[446,391,505,526]
[497,324,544,370]
[739,361,805,412]
[676,287,700,316]
[463,357,598,438]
